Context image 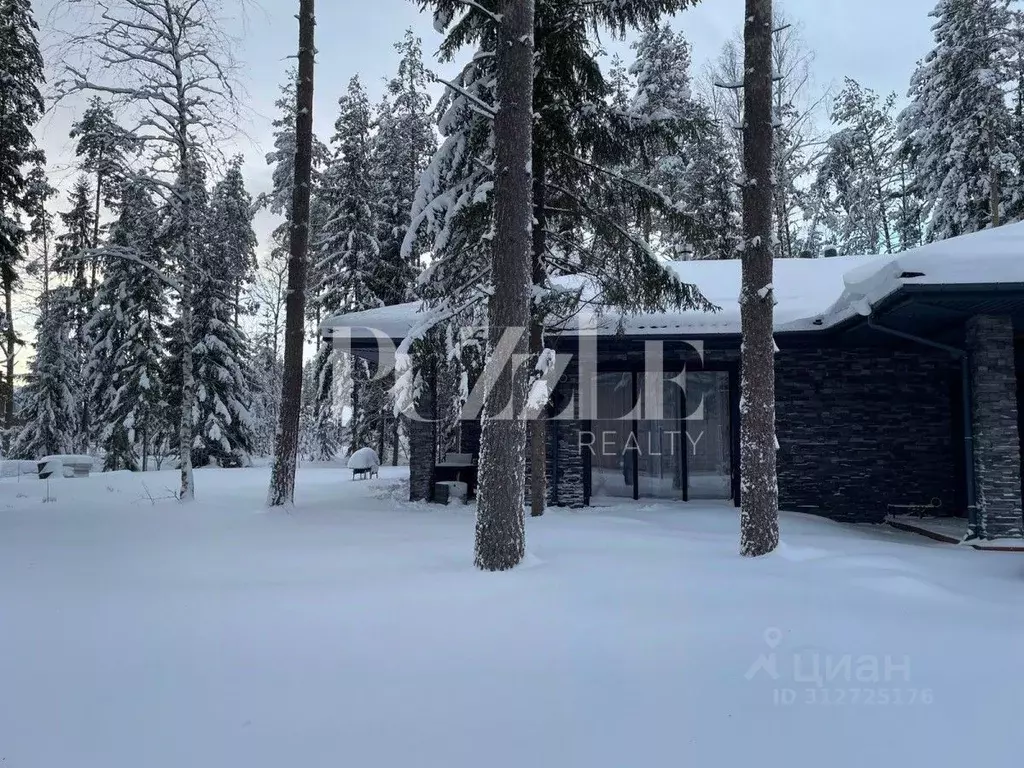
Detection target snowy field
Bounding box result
[1,467,1022,768]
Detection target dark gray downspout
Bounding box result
[867,318,977,533]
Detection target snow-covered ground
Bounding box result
[1,467,1021,768]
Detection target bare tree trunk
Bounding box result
[3,273,15,450]
[179,270,196,499]
[474,0,534,572]
[739,0,780,558]
[391,414,400,466]
[141,420,149,473]
[268,0,315,507]
[529,145,547,517]
[989,125,1001,228]
[92,171,103,288]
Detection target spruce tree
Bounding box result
[681,124,742,259]
[69,96,139,253]
[0,0,45,439]
[86,181,167,471]
[259,73,331,328]
[170,162,255,468]
[209,155,258,324]
[23,160,56,303]
[53,177,97,451]
[408,0,709,512]
[315,75,381,458]
[10,291,79,460]
[814,80,901,254]
[369,30,437,464]
[63,0,243,500]
[899,0,1017,239]
[628,23,737,259]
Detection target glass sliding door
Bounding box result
[590,372,636,499]
[587,369,735,503]
[685,371,733,500]
[637,373,686,500]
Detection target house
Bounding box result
[322,224,1024,541]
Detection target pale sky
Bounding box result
[19,0,938,368]
[32,0,938,253]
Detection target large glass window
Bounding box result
[587,369,734,503]
[590,373,636,499]
[685,372,733,500]
[637,373,686,500]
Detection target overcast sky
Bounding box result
[35,0,938,184]
[31,0,940,266]
[16,0,938,369]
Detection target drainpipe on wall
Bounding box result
[867,318,977,533]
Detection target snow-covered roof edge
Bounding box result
[320,222,1024,342]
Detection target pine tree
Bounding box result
[739,0,780,558]
[899,0,1017,240]
[705,14,825,258]
[86,181,167,471]
[473,0,535,571]
[315,75,381,458]
[0,0,45,441]
[814,80,901,254]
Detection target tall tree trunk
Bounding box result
[3,273,15,451]
[42,227,49,316]
[92,171,103,289]
[179,271,196,499]
[391,409,400,466]
[988,125,1001,228]
[268,0,315,506]
[474,0,534,572]
[350,368,362,450]
[142,419,149,473]
[739,0,780,558]
[529,145,547,517]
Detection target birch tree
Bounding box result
[739,0,780,558]
[59,0,243,500]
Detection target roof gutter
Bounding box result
[867,317,977,535]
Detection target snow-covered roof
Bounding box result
[321,222,1024,342]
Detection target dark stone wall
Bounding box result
[552,419,586,508]
[458,343,973,526]
[1017,342,1024,514]
[459,420,481,458]
[407,369,437,503]
[967,316,1023,539]
[775,347,960,524]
